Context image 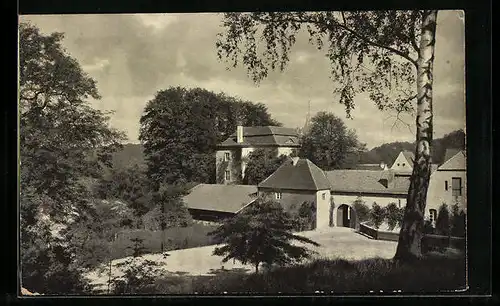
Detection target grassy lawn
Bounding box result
[110,222,218,260]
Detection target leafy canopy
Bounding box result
[217,11,423,119]
[299,111,364,170]
[210,196,320,272]
[139,86,280,186]
[242,148,289,185]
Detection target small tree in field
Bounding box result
[370,203,386,229]
[210,196,320,273]
[435,203,451,236]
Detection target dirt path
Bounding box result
[84,227,397,292]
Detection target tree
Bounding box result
[216,11,439,260]
[19,22,126,293]
[242,148,289,185]
[210,197,320,273]
[370,203,386,229]
[93,165,152,217]
[139,87,280,187]
[352,197,370,223]
[450,204,466,237]
[385,203,401,231]
[299,112,364,170]
[435,204,451,236]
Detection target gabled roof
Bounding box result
[402,151,415,164]
[442,148,462,165]
[183,184,258,213]
[218,126,300,148]
[439,149,466,171]
[353,164,385,171]
[325,170,410,195]
[258,158,331,191]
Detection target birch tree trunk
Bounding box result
[394,10,438,261]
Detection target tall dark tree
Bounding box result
[139,87,280,187]
[216,11,439,260]
[299,111,364,170]
[19,22,126,293]
[242,148,289,185]
[210,196,320,273]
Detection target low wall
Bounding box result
[359,222,465,251]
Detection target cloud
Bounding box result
[20,11,465,149]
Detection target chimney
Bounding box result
[236,123,244,143]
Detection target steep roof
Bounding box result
[183,184,258,213]
[325,170,410,195]
[400,150,415,164]
[353,164,385,171]
[258,158,331,191]
[439,149,466,171]
[442,148,462,165]
[218,126,300,148]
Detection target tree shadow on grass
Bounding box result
[208,267,251,276]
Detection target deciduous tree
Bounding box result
[299,111,364,170]
[210,197,320,273]
[242,148,288,185]
[215,10,439,260]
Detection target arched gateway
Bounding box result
[336,204,357,228]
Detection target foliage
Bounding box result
[93,165,153,217]
[139,87,280,186]
[19,22,126,294]
[111,256,167,294]
[210,197,320,273]
[299,112,364,170]
[370,203,386,229]
[450,204,466,237]
[352,197,370,223]
[435,204,451,236]
[423,219,435,235]
[242,148,289,185]
[385,203,402,231]
[291,201,316,231]
[190,255,465,293]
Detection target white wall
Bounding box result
[315,189,331,228]
[427,170,467,214]
[332,193,406,209]
[277,147,295,156]
[391,153,413,172]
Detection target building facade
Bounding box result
[215,125,300,184]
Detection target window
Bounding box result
[275,192,282,200]
[429,209,437,226]
[224,152,230,161]
[397,163,400,166]
[445,181,448,191]
[224,170,231,181]
[322,193,326,200]
[452,177,462,196]
[402,163,406,166]
[398,199,401,208]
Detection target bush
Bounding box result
[435,204,451,236]
[385,203,400,231]
[450,204,466,237]
[423,219,435,235]
[352,198,370,223]
[370,203,386,229]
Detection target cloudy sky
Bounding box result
[20,11,465,149]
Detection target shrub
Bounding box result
[370,203,386,229]
[385,203,400,231]
[352,197,370,223]
[450,204,466,237]
[423,219,435,235]
[435,203,451,236]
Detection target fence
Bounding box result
[359,222,465,251]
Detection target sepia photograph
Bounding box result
[18,10,469,296]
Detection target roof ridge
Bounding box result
[304,160,319,190]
